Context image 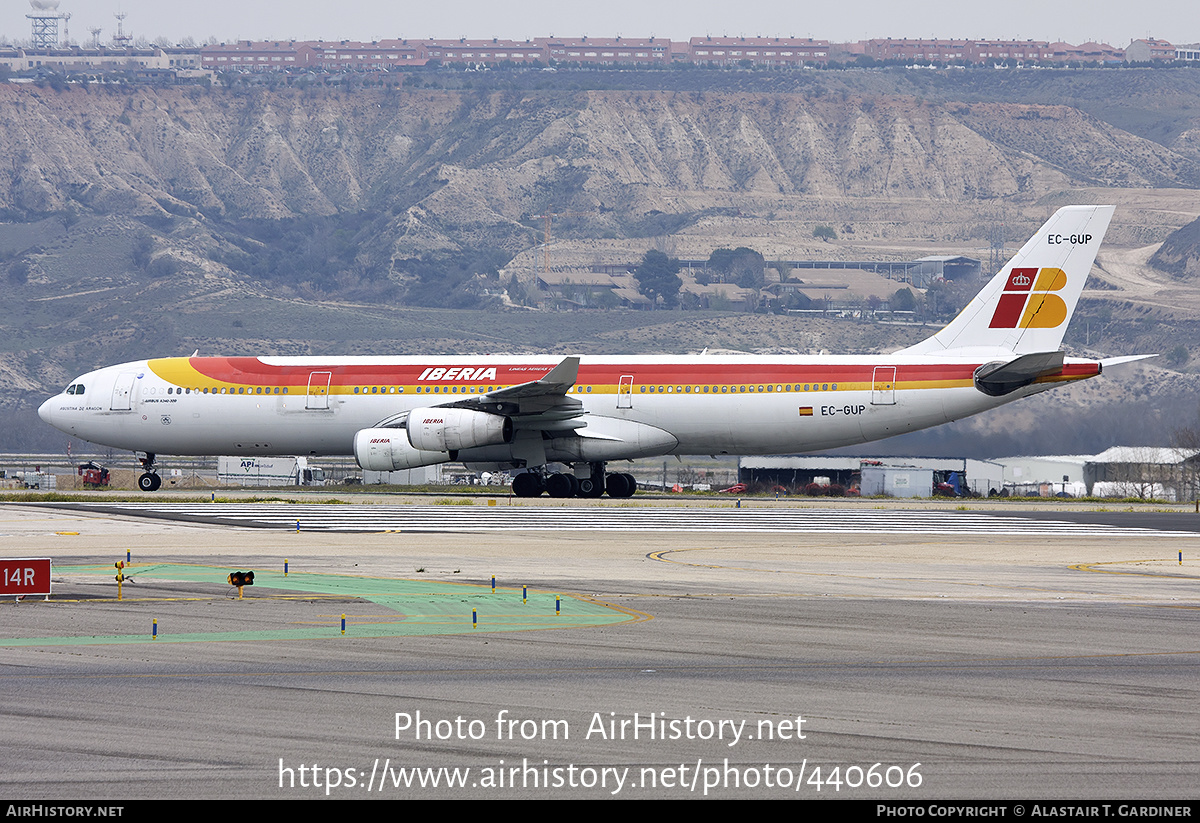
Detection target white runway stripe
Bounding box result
[76,503,1198,537]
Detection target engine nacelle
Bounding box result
[354,429,450,471]
[407,407,513,452]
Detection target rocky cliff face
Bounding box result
[0,84,1194,255]
[1149,214,1200,279]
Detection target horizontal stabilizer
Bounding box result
[973,350,1065,397]
[1099,354,1158,369]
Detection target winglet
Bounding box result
[537,356,580,391]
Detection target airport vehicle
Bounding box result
[76,461,110,488]
[38,206,1137,497]
[216,456,327,488]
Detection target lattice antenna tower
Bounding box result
[27,1,69,49]
[988,211,1008,274]
[112,11,132,48]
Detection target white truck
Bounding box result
[217,456,327,487]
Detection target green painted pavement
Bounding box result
[0,563,643,646]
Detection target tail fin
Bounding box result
[900,205,1114,356]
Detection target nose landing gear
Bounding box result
[137,453,162,492]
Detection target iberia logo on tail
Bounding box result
[988,267,1069,329]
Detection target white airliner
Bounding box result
[39,205,1134,497]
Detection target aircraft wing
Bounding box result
[481,356,581,408]
[373,356,586,433]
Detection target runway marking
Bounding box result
[0,563,644,646]
[31,502,1200,536]
[1069,560,1200,580]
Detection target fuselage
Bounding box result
[35,205,1120,497]
[38,353,1101,462]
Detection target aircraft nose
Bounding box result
[38,397,58,428]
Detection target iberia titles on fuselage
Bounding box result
[38,206,1137,498]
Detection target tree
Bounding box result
[891,287,917,312]
[1172,407,1200,502]
[813,225,837,242]
[7,259,29,286]
[634,250,682,309]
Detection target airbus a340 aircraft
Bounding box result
[40,205,1136,497]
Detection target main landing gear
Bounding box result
[511,462,637,499]
[137,452,161,492]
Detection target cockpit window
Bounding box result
[65,383,85,395]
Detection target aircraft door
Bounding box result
[617,375,634,409]
[871,366,897,405]
[306,371,333,410]
[110,373,136,410]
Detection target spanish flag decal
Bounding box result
[799,407,814,417]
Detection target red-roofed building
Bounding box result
[689,36,829,65]
[535,36,672,64]
[1125,38,1175,61]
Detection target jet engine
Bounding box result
[354,429,450,471]
[406,407,513,452]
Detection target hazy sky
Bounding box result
[4,0,1196,49]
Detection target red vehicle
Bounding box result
[77,461,110,488]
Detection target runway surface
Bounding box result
[1,501,1197,800]
[33,500,1200,536]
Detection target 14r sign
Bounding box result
[1,558,52,598]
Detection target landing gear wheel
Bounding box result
[138,472,161,492]
[577,476,605,498]
[605,472,637,498]
[511,472,544,498]
[546,472,577,498]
